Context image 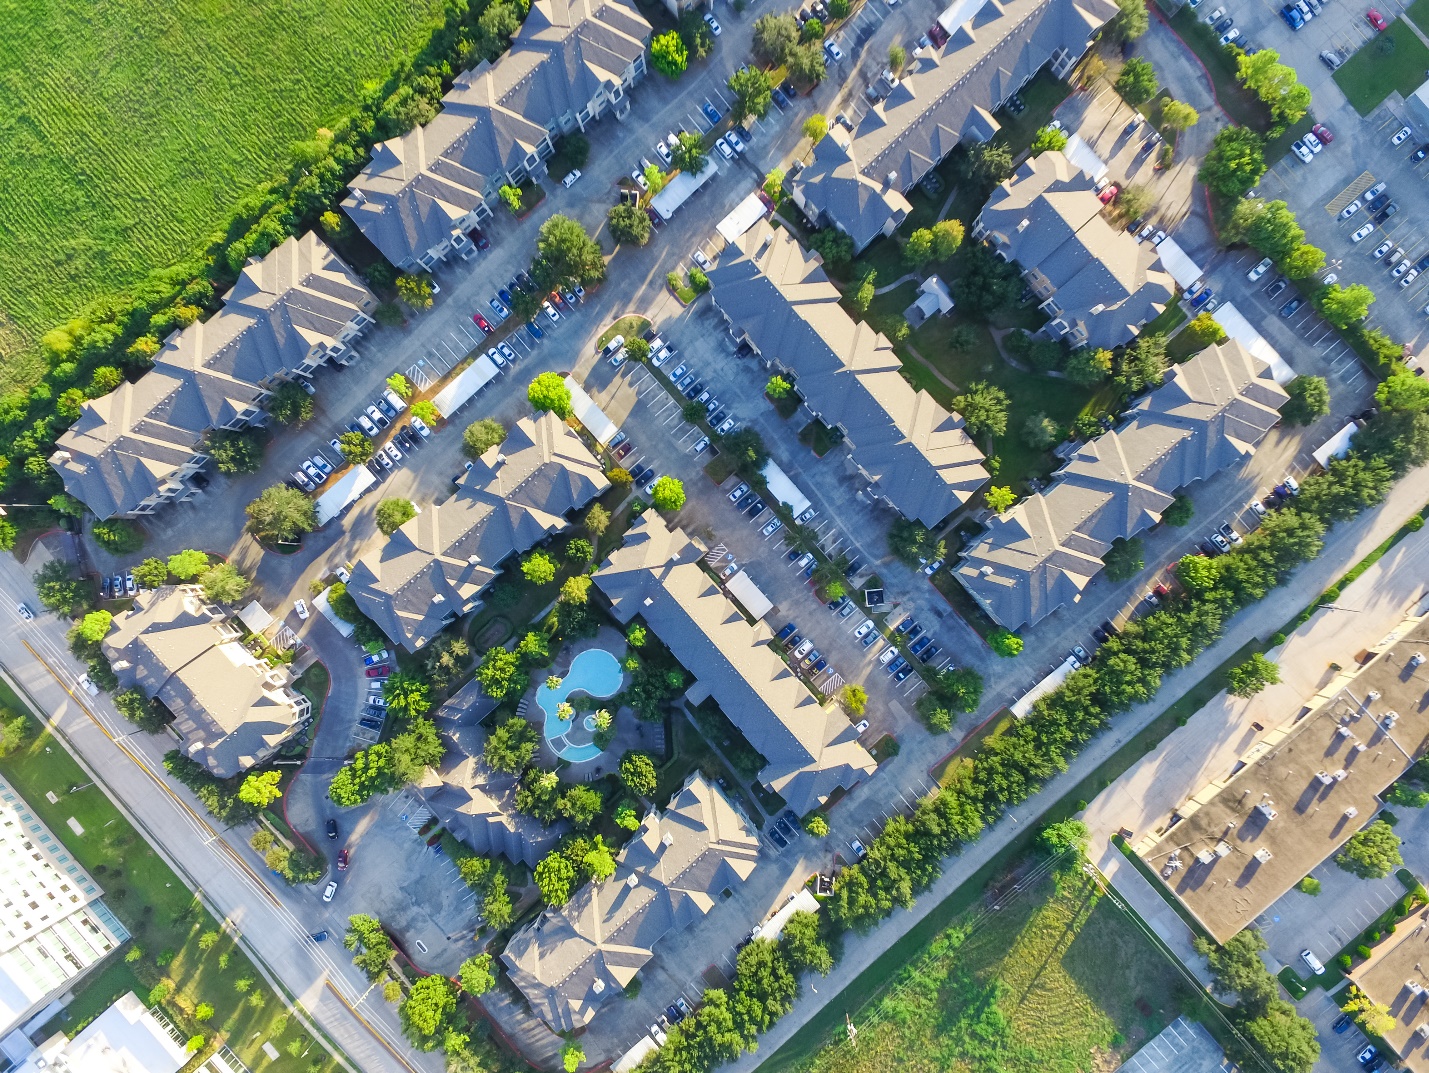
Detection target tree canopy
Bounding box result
[528,372,573,418]
[1336,820,1401,878]
[245,484,317,544]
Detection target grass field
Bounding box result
[0,674,338,1071]
[0,0,446,380]
[777,863,1188,1073]
[1333,22,1429,115]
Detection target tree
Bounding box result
[35,561,88,616]
[804,814,829,837]
[1114,57,1158,104]
[1377,372,1429,414]
[1336,820,1401,878]
[903,228,934,268]
[329,745,397,806]
[383,673,432,723]
[888,518,945,566]
[521,551,556,585]
[807,226,852,266]
[1115,332,1167,393]
[732,939,798,1037]
[499,184,522,214]
[608,203,652,246]
[1114,184,1153,224]
[1199,127,1266,198]
[1317,283,1374,329]
[535,852,577,905]
[563,538,593,565]
[981,485,1014,513]
[266,381,314,425]
[781,909,833,975]
[671,131,707,174]
[789,42,826,84]
[650,476,686,511]
[245,484,317,544]
[238,770,283,808]
[1244,200,1304,260]
[559,784,603,827]
[827,685,865,719]
[765,375,793,400]
[763,168,786,208]
[410,400,439,426]
[953,381,1010,440]
[477,647,530,703]
[1163,494,1195,526]
[163,549,208,580]
[931,219,965,259]
[386,373,413,401]
[951,243,1020,315]
[395,274,434,310]
[1101,537,1145,581]
[92,520,144,553]
[1065,347,1112,386]
[457,421,507,465]
[1161,99,1199,132]
[401,974,456,1041]
[1236,50,1310,122]
[1343,986,1396,1036]
[561,1041,585,1073]
[968,141,1014,186]
[536,214,605,289]
[76,610,112,642]
[586,503,611,538]
[200,563,250,604]
[373,498,416,536]
[484,716,537,772]
[1281,244,1325,280]
[888,43,906,72]
[937,667,985,712]
[204,428,265,474]
[1244,1002,1321,1073]
[801,15,824,40]
[559,575,590,606]
[753,13,800,64]
[344,915,395,980]
[133,557,169,588]
[650,30,688,76]
[851,269,876,314]
[528,372,573,418]
[729,66,773,122]
[1282,376,1330,426]
[1022,412,1061,449]
[1111,0,1149,39]
[620,751,657,796]
[989,629,1023,657]
[1184,311,1228,349]
[1225,652,1280,698]
[1030,125,1068,154]
[1039,818,1090,856]
[458,954,495,996]
[337,431,373,465]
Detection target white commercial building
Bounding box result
[8,991,188,1073]
[0,777,129,1036]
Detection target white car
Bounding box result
[1365,180,1388,200]
[1219,27,1241,45]
[655,140,673,166]
[703,11,721,34]
[1394,260,1413,278]
[77,674,99,696]
[726,130,746,154]
[1291,140,1313,164]
[878,645,898,665]
[692,250,713,271]
[631,168,649,191]
[1249,499,1267,518]
[498,342,518,364]
[1372,240,1393,259]
[322,881,338,903]
[1300,949,1326,976]
[1338,199,1361,220]
[854,719,870,733]
[486,346,505,368]
[1321,273,1337,285]
[542,299,560,323]
[1247,257,1273,281]
[384,443,403,465]
[1391,125,1413,146]
[854,621,873,639]
[824,39,845,62]
[1401,269,1420,287]
[411,416,432,438]
[715,137,734,160]
[1204,5,1226,20]
[15,603,33,621]
[294,599,309,621]
[561,168,582,188]
[1351,222,1375,243]
[1303,131,1323,153]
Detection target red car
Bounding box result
[1098,184,1119,204]
[337,849,350,871]
[472,313,494,334]
[1312,123,1334,144]
[1367,8,1387,30]
[365,664,391,678]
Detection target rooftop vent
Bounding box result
[468,555,480,565]
[592,979,605,994]
[53,451,72,463]
[1345,806,1359,819]
[1196,849,1217,865]
[1316,771,1334,786]
[1354,740,1367,752]
[1017,217,1031,232]
[1383,710,1399,729]
[662,832,675,847]
[626,874,639,888]
[1337,725,1353,738]
[1418,1024,1429,1039]
[1256,802,1277,820]
[643,597,655,606]
[1254,848,1273,863]
[1090,304,1106,315]
[1334,768,1348,781]
[1214,840,1232,858]
[886,171,899,187]
[1410,980,1424,995]
[432,594,444,603]
[1411,652,1426,667]
[980,565,994,577]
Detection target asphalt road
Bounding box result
[0,556,440,1073]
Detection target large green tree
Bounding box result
[752,13,800,64]
[1281,376,1329,426]
[953,381,1010,441]
[1199,127,1266,198]
[244,484,317,544]
[375,498,416,535]
[608,203,652,246]
[535,214,605,289]
[650,30,688,77]
[728,66,773,122]
[1336,820,1401,878]
[1114,57,1157,105]
[483,715,538,771]
[528,372,573,418]
[1226,653,1280,698]
[463,418,507,458]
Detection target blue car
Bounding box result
[702,101,721,125]
[498,287,514,306]
[776,622,798,642]
[772,87,790,109]
[527,319,544,340]
[1280,4,1304,27]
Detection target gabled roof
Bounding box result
[788,128,912,251]
[594,514,875,812]
[347,412,609,650]
[101,587,308,776]
[849,0,1117,194]
[502,774,759,1031]
[956,340,1288,628]
[51,234,374,518]
[343,0,649,266]
[708,223,987,526]
[978,152,1175,349]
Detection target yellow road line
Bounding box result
[325,983,424,1073]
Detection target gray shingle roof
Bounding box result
[51,234,374,518]
[102,587,310,776]
[501,773,760,1032]
[347,412,609,650]
[343,0,650,267]
[707,223,987,526]
[788,128,912,252]
[955,339,1289,628]
[594,514,875,812]
[849,0,1117,196]
[977,152,1175,349]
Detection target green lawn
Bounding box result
[0,677,337,1070]
[1408,0,1429,27]
[1333,23,1429,115]
[0,0,446,379]
[772,863,1189,1073]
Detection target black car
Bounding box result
[782,809,801,832]
[1412,144,1429,162]
[359,717,383,731]
[1100,619,1120,637]
[665,1004,684,1024]
[772,86,790,108]
[747,498,766,516]
[895,664,914,682]
[781,79,796,98]
[1213,14,1233,31]
[1092,626,1109,644]
[1280,297,1303,317]
[736,491,756,511]
[684,380,704,399]
[1366,192,1390,213]
[918,644,940,664]
[326,818,339,840]
[767,824,788,848]
[845,557,863,577]
[1374,202,1399,224]
[1417,253,1429,272]
[1264,278,1287,300]
[905,623,924,642]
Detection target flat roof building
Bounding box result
[708,222,987,527]
[9,992,189,1073]
[1347,906,1429,1073]
[594,514,876,813]
[1136,609,1429,943]
[0,777,129,1036]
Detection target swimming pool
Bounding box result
[537,648,625,762]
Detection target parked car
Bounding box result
[322,881,337,903]
[850,839,868,859]
[294,599,309,621]
[365,664,391,678]
[1300,949,1325,975]
[326,818,339,839]
[1352,222,1375,242]
[1391,124,1413,145]
[1247,257,1273,281]
[1367,8,1388,30]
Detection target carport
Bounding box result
[1211,303,1296,384]
[1153,237,1204,290]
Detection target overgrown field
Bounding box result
[790,865,1188,1073]
[0,0,445,381]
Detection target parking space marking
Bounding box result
[1324,171,1376,215]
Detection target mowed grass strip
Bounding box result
[793,866,1188,1073]
[0,0,445,369]
[1333,24,1429,115]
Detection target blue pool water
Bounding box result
[537,648,624,762]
